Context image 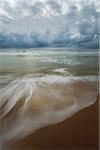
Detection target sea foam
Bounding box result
[0,75,98,143]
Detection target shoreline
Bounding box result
[5,98,99,150]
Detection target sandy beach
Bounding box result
[0,0,99,149]
[0,49,99,150]
[5,98,99,150]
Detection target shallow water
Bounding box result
[0,48,99,143]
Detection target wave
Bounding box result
[0,75,98,143]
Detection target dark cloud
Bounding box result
[47,1,61,14]
[31,2,43,15]
[0,29,99,49]
[0,2,99,49]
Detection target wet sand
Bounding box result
[6,98,99,150]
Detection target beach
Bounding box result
[0,0,99,149]
[0,48,99,150]
[5,98,99,150]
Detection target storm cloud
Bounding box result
[0,0,99,49]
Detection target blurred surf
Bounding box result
[0,48,99,143]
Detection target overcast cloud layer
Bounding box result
[0,0,99,48]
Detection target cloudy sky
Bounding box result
[0,0,99,48]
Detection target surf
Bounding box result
[0,74,98,143]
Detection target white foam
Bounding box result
[0,74,98,143]
[0,74,14,85]
[0,78,37,119]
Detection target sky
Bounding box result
[0,0,99,48]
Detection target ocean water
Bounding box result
[0,48,99,143]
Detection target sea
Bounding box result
[0,47,99,143]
